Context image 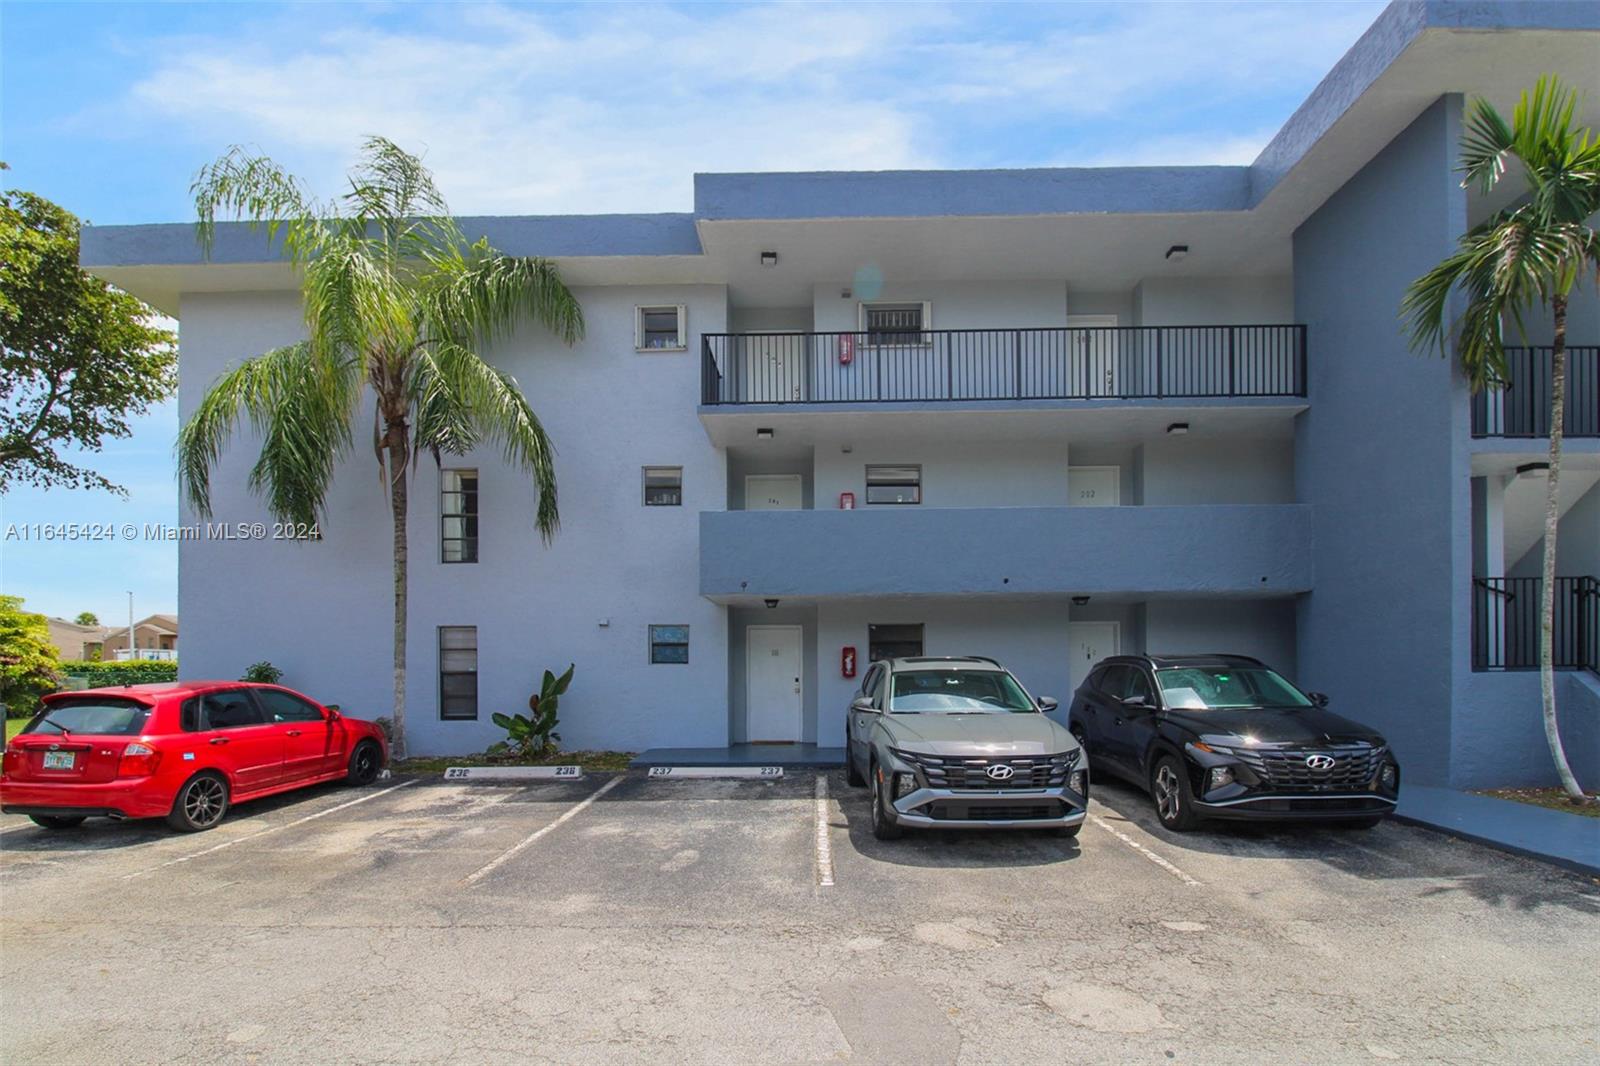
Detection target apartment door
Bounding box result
[745,475,803,510]
[740,334,805,403]
[1068,466,1120,507]
[747,625,804,742]
[1067,621,1119,693]
[1067,314,1120,397]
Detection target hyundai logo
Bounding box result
[1304,754,1337,771]
[985,764,1016,781]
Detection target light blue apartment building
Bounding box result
[82,1,1599,791]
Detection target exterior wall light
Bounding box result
[1072,596,1090,606]
[759,251,778,267]
[764,598,780,609]
[756,428,774,440]
[1167,422,1190,435]
[1165,245,1189,261]
[1515,462,1550,479]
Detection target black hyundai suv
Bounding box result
[1067,654,1400,831]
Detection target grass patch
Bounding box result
[1476,788,1600,818]
[392,750,636,775]
[5,719,25,742]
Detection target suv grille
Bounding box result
[1231,745,1384,791]
[897,750,1076,791]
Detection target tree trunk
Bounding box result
[1540,293,1584,803]
[386,427,411,763]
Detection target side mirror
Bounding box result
[1121,695,1152,710]
[1037,696,1059,713]
[1308,692,1330,708]
[325,706,342,720]
[850,696,877,713]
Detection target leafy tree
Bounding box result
[0,595,61,718]
[1403,76,1599,804]
[178,138,583,758]
[0,164,177,494]
[74,611,99,626]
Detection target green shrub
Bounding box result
[240,661,283,684]
[56,659,179,691]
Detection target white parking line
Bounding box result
[1089,814,1203,887]
[460,775,623,888]
[121,780,417,880]
[814,774,835,888]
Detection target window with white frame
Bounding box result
[439,626,478,720]
[441,469,479,563]
[861,302,930,345]
[643,466,683,506]
[866,464,921,505]
[636,305,687,350]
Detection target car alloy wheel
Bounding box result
[870,766,904,840]
[172,774,229,831]
[1154,764,1182,823]
[348,741,381,785]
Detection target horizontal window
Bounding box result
[650,624,689,664]
[636,305,687,351]
[862,302,929,345]
[866,464,921,505]
[439,626,478,720]
[643,466,683,506]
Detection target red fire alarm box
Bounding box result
[839,491,855,510]
[841,646,857,679]
[839,334,855,365]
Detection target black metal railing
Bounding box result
[1470,346,1599,438]
[701,325,1307,406]
[1471,576,1599,672]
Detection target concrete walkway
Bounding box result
[1396,785,1600,875]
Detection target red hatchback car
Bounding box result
[1,681,388,832]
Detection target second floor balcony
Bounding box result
[702,324,1307,408]
[1471,346,1599,439]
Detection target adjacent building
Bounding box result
[81,1,1599,788]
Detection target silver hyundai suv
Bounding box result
[843,657,1088,839]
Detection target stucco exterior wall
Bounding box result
[1133,277,1295,328]
[1292,96,1467,787]
[811,281,1069,333]
[177,285,731,755]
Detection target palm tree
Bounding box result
[1403,76,1599,804]
[178,138,583,759]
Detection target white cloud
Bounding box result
[123,1,1384,215]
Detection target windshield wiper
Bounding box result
[35,715,70,735]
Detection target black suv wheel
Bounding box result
[1151,754,1200,832]
[869,764,904,840]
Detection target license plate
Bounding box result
[42,751,76,770]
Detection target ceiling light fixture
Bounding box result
[1167,422,1190,435]
[756,428,774,440]
[1072,596,1091,606]
[759,251,778,267]
[1165,244,1189,261]
[764,598,780,609]
[1516,462,1550,479]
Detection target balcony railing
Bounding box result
[702,324,1307,406]
[1471,576,1598,672]
[1471,346,1599,438]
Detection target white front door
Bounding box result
[1067,621,1119,693]
[1068,466,1120,507]
[745,475,803,511]
[747,626,804,742]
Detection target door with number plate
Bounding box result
[747,625,804,742]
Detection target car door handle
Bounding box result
[209,737,229,745]
[286,730,302,737]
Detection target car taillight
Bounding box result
[118,743,161,777]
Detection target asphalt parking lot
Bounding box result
[2,771,1597,1065]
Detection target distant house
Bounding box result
[101,614,179,661]
[45,618,111,661]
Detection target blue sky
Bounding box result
[0,0,1384,622]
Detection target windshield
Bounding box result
[889,670,1037,713]
[26,698,152,736]
[1155,667,1312,710]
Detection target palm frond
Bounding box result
[412,343,561,540]
[421,246,585,350]
[176,343,359,526]
[1460,96,1515,193]
[191,146,324,262]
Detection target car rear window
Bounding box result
[26,698,152,736]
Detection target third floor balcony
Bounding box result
[1471,346,1599,439]
[701,324,1307,408]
